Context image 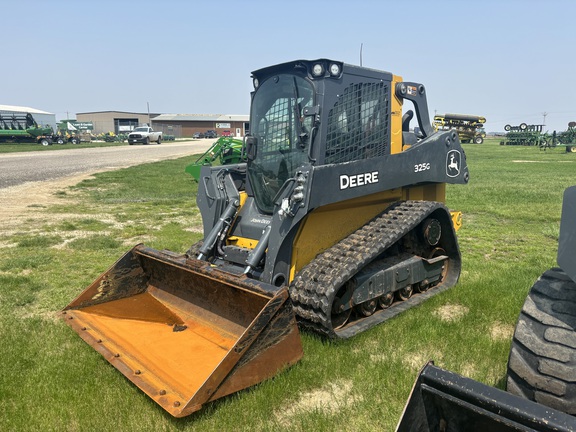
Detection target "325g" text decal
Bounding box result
[414,162,431,172]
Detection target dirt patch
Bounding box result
[0,173,95,232]
[434,304,469,322]
[275,380,361,426]
[402,352,436,370]
[490,321,514,341]
[460,363,477,378]
[0,169,202,249]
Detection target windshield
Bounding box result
[133,127,148,132]
[249,74,314,214]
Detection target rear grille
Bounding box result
[325,82,390,164]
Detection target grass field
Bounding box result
[0,139,574,431]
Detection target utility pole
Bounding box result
[542,112,548,126]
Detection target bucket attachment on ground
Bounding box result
[62,244,303,417]
[396,362,576,432]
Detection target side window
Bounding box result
[325,82,389,164]
[259,98,291,159]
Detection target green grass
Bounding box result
[0,138,574,431]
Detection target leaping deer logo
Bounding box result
[448,154,459,172]
[446,150,461,177]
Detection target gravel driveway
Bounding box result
[0,139,217,229]
[0,140,215,189]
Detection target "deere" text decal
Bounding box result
[340,171,379,190]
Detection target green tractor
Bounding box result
[185,136,245,181]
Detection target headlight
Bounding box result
[253,77,259,89]
[312,63,324,77]
[329,63,341,76]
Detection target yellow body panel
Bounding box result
[227,192,258,249]
[403,183,446,203]
[289,189,402,282]
[450,211,462,232]
[390,74,404,155]
[228,236,258,249]
[288,183,448,283]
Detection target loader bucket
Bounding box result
[62,245,303,417]
[396,362,576,432]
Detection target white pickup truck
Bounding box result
[128,126,162,145]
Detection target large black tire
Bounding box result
[506,268,576,414]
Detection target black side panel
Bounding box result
[196,164,246,238]
[308,130,469,209]
[558,186,576,283]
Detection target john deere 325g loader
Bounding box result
[63,59,469,417]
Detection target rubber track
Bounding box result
[289,200,456,339]
[507,268,576,414]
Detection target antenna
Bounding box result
[360,43,363,66]
[147,102,151,127]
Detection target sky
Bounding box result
[3,0,576,132]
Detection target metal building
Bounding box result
[75,111,161,135]
[0,104,57,132]
[151,114,250,138]
[75,111,250,138]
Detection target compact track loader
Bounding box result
[63,59,469,416]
